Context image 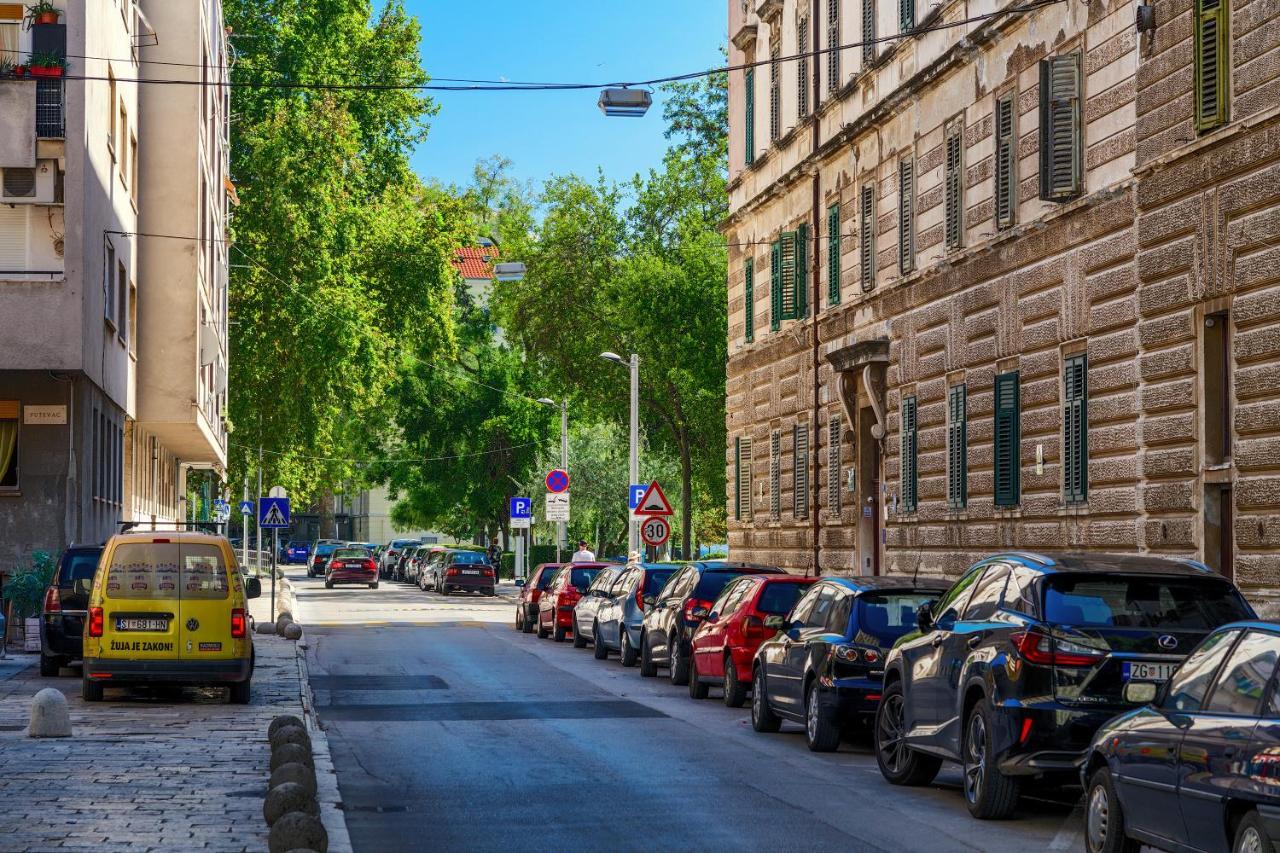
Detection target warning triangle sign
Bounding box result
[635,481,673,516]
[261,504,287,526]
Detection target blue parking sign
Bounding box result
[509,497,532,519]
[629,484,648,511]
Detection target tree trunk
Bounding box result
[318,489,335,539]
[679,432,693,561]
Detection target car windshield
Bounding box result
[333,548,369,560]
[1043,575,1253,629]
[536,567,561,589]
[288,541,308,548]
[391,540,417,549]
[856,593,936,643]
[451,552,487,565]
[757,582,810,615]
[60,549,101,584]
[316,544,339,556]
[570,568,603,589]
[644,569,677,596]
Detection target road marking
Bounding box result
[304,620,489,628]
[1048,797,1085,850]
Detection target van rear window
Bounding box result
[105,543,228,601]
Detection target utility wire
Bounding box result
[230,439,553,465]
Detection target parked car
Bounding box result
[571,565,625,652]
[593,564,681,666]
[410,545,447,587]
[393,544,421,581]
[307,541,342,578]
[874,553,1254,819]
[325,546,379,589]
[687,574,817,707]
[284,540,311,565]
[514,563,564,633]
[430,550,497,596]
[81,529,262,703]
[748,576,944,750]
[640,561,785,685]
[536,563,611,642]
[39,545,104,676]
[381,538,420,579]
[1081,621,1280,853]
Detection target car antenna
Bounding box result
[911,553,922,587]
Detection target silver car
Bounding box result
[381,538,419,578]
[572,566,624,653]
[592,564,680,666]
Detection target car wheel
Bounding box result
[324,580,333,589]
[573,621,589,649]
[875,679,942,786]
[1235,811,1275,853]
[639,631,657,677]
[593,623,609,659]
[723,657,747,708]
[521,607,535,634]
[963,699,1021,819]
[370,582,378,590]
[688,667,709,699]
[751,665,782,733]
[228,678,252,705]
[514,608,525,632]
[536,616,549,639]
[805,682,841,752]
[39,654,64,678]
[1085,767,1139,853]
[620,630,638,667]
[553,621,567,643]
[81,677,104,702]
[441,585,450,596]
[668,633,689,686]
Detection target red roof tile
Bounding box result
[453,245,499,280]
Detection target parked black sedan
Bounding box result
[751,575,946,751]
[874,552,1254,819]
[639,561,784,685]
[1081,621,1280,853]
[39,545,103,676]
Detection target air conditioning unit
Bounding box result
[0,161,58,204]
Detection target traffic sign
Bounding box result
[239,500,253,516]
[629,484,648,511]
[545,468,570,494]
[258,497,291,528]
[510,516,531,529]
[509,496,532,519]
[213,500,230,522]
[268,485,287,499]
[635,481,673,516]
[545,491,570,522]
[640,515,670,546]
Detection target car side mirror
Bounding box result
[245,577,262,600]
[514,579,526,587]
[915,601,935,633]
[1123,681,1158,705]
[764,614,786,630]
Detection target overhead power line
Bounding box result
[230,439,553,466]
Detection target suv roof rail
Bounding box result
[117,520,226,534]
[1001,551,1054,567]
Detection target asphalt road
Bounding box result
[287,568,1089,852]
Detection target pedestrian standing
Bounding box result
[570,540,595,563]
[487,541,500,577]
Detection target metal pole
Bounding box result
[558,399,568,561]
[242,477,249,571]
[629,354,640,555]
[271,529,278,623]
[256,448,263,571]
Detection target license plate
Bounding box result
[1123,661,1176,682]
[115,617,168,632]
[462,569,480,575]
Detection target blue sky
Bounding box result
[403,1,726,193]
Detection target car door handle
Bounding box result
[967,636,983,649]
[930,634,945,647]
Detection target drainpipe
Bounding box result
[810,0,823,577]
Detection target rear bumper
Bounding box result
[443,577,494,593]
[83,657,251,684]
[328,571,376,584]
[43,615,84,658]
[996,705,1121,776]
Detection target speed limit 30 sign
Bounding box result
[640,516,670,547]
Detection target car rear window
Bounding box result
[694,571,749,601]
[59,550,101,585]
[288,541,308,548]
[856,593,935,643]
[316,544,339,556]
[644,569,677,596]
[535,568,560,589]
[391,540,417,549]
[570,568,603,589]
[333,548,369,560]
[105,543,229,601]
[451,552,487,565]
[756,582,809,615]
[1043,575,1253,629]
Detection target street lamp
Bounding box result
[600,351,640,554]
[494,262,527,282]
[536,397,569,562]
[598,88,652,117]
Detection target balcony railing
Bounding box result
[35,79,64,138]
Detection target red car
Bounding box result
[514,563,563,633]
[325,546,379,589]
[536,563,611,642]
[690,574,817,706]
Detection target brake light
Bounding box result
[684,598,713,623]
[1012,627,1105,667]
[1019,717,1034,745]
[446,568,460,577]
[152,538,170,543]
[363,559,377,571]
[88,607,104,637]
[483,567,494,578]
[635,586,645,612]
[43,586,60,614]
[231,608,246,638]
[743,614,767,640]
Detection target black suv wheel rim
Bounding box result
[964,713,986,805]
[753,670,765,720]
[1086,781,1110,853]
[806,688,818,742]
[878,694,907,773]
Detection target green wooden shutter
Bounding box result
[947,384,967,509]
[1039,54,1082,201]
[899,0,915,32]
[945,126,963,249]
[995,95,1015,228]
[862,0,876,64]
[797,16,810,118]
[860,183,876,291]
[744,258,755,343]
[739,437,754,520]
[898,158,915,274]
[994,372,1021,507]
[770,239,782,331]
[828,417,842,515]
[1195,0,1229,131]
[828,203,841,306]
[828,0,841,93]
[901,396,918,513]
[795,223,809,318]
[735,437,743,520]
[770,46,781,142]
[1063,354,1089,505]
[779,230,799,320]
[769,430,781,519]
[745,68,756,166]
[794,424,810,519]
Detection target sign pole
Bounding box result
[255,448,263,571]
[242,477,249,571]
[271,529,278,623]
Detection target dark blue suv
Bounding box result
[875,553,1253,819]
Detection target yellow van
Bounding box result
[81,530,262,703]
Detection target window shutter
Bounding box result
[995,95,1015,228]
[744,258,755,343]
[944,126,963,249]
[1195,0,1228,131]
[770,430,781,520]
[828,417,843,515]
[738,437,754,521]
[994,372,1021,506]
[795,223,809,318]
[827,0,841,93]
[898,159,915,274]
[1063,354,1089,504]
[745,67,756,166]
[0,206,28,270]
[770,45,781,142]
[780,230,799,320]
[901,396,918,513]
[947,384,967,510]
[860,183,876,291]
[828,203,841,306]
[862,0,876,64]
[797,16,810,119]
[1039,54,1082,201]
[770,239,782,331]
[794,424,810,519]
[735,437,743,520]
[899,0,914,32]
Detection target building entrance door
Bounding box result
[857,405,881,576]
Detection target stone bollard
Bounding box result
[269,724,312,752]
[275,611,294,636]
[282,622,303,641]
[270,742,315,772]
[255,621,277,635]
[269,762,317,797]
[268,812,327,853]
[28,687,72,738]
[268,714,305,740]
[264,781,320,825]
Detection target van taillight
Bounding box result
[43,586,60,614]
[635,587,644,612]
[88,607,104,637]
[231,608,246,638]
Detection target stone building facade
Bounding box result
[723,0,1280,607]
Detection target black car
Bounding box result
[875,552,1254,819]
[751,576,945,751]
[431,550,496,596]
[39,545,103,676]
[640,561,784,685]
[307,541,342,578]
[1081,621,1280,853]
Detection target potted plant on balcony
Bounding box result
[28,51,65,78]
[23,2,60,28]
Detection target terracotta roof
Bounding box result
[453,245,498,280]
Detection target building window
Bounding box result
[1204,312,1231,464]
[862,0,876,65]
[117,262,128,345]
[995,94,1016,229]
[901,396,918,513]
[898,157,915,274]
[860,183,876,291]
[0,4,17,64]
[769,44,781,143]
[1195,0,1229,130]
[944,122,964,249]
[107,69,117,153]
[827,0,840,94]
[797,15,810,119]
[947,384,967,510]
[118,104,129,185]
[744,257,755,343]
[771,230,805,328]
[1039,53,1083,201]
[828,203,841,306]
[105,241,117,328]
[0,400,18,490]
[899,0,915,32]
[128,281,138,356]
[745,67,756,166]
[130,134,139,201]
[828,416,842,516]
[1063,354,1088,505]
[736,437,753,521]
[769,430,781,520]
[994,371,1021,507]
[794,424,810,519]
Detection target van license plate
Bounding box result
[462,569,480,575]
[1123,662,1176,682]
[115,617,168,632]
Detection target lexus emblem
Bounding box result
[1158,634,1178,650]
[186,618,200,632]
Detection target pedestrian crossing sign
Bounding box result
[258,497,291,528]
